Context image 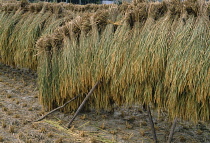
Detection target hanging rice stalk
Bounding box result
[36,1,210,122]
[0,1,73,70]
[0,0,209,123]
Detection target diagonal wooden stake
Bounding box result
[34,94,82,122]
[167,117,177,143]
[67,81,100,128]
[147,105,158,143]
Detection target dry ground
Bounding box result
[0,63,210,143]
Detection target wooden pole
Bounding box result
[167,118,177,143]
[67,81,100,128]
[34,94,82,122]
[147,105,158,143]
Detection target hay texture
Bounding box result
[0,1,73,70]
[36,1,210,123]
[0,0,209,123]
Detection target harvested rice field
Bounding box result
[0,63,210,143]
[0,0,210,142]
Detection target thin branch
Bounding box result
[67,81,100,128]
[147,105,158,143]
[167,117,177,143]
[34,94,82,122]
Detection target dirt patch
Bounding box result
[0,63,210,143]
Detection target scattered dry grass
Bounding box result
[2,107,8,111]
[28,107,33,111]
[0,136,3,142]
[47,132,54,138]
[16,100,19,104]
[55,138,63,143]
[31,123,38,129]
[22,103,27,107]
[1,120,6,128]
[8,125,15,133]
[39,127,46,133]
[6,94,12,98]
[14,114,20,118]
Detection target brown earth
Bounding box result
[0,63,210,143]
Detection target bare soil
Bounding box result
[0,63,210,143]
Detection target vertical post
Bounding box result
[167,118,177,143]
[147,105,158,143]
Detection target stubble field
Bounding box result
[0,63,210,143]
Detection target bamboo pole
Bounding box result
[67,81,100,128]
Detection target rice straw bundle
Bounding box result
[0,0,209,123]
[0,2,74,70]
